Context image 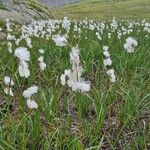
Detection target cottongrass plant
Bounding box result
[103,46,116,83]
[124,37,138,53]
[23,86,38,109]
[7,42,12,53]
[38,49,46,71]
[61,45,91,92]
[14,47,30,78]
[4,76,14,97]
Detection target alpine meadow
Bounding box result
[0,0,150,149]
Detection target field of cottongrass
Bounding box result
[0,18,150,149]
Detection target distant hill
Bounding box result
[53,0,150,20]
[0,0,53,23]
[38,0,81,8]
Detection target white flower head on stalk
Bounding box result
[15,47,30,62]
[103,46,109,51]
[25,37,32,48]
[124,37,138,53]
[106,69,116,83]
[4,76,14,96]
[103,46,116,83]
[4,88,14,97]
[38,56,46,71]
[23,86,38,99]
[18,61,30,78]
[4,76,14,86]
[27,99,38,109]
[15,47,30,78]
[7,42,12,53]
[7,34,16,41]
[103,58,112,67]
[52,34,67,47]
[71,81,91,92]
[60,46,90,92]
[23,86,38,109]
[15,39,21,46]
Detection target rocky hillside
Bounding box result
[0,0,53,23]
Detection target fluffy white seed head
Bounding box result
[23,86,38,99]
[15,47,30,62]
[27,99,38,109]
[52,34,67,47]
[18,61,30,78]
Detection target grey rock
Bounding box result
[0,0,53,23]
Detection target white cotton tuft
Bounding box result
[103,46,109,51]
[60,74,66,86]
[4,87,14,97]
[7,42,12,53]
[23,86,38,99]
[52,34,67,47]
[18,61,30,78]
[15,47,30,62]
[71,81,91,92]
[4,76,14,86]
[103,58,112,66]
[27,99,38,109]
[39,61,46,71]
[124,37,138,53]
[38,56,46,71]
[103,51,110,57]
[106,69,116,83]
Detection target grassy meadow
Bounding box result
[52,0,150,20]
[0,0,150,149]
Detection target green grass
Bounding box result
[0,19,150,149]
[53,0,150,20]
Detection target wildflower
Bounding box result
[7,42,12,53]
[7,34,16,41]
[4,88,14,97]
[23,86,38,99]
[25,37,32,48]
[103,46,116,83]
[71,81,91,92]
[15,47,30,62]
[23,86,38,109]
[52,34,67,47]
[124,37,138,53]
[106,69,116,83]
[96,32,102,40]
[27,99,38,109]
[18,61,30,78]
[60,74,66,86]
[15,47,30,78]
[38,56,46,71]
[4,76,14,96]
[61,46,90,92]
[103,58,112,67]
[15,39,21,46]
[4,76,14,86]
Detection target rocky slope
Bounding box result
[0,0,53,23]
